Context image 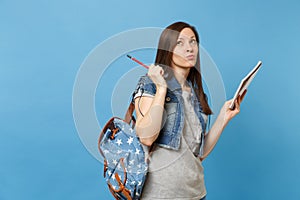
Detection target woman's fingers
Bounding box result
[235,98,241,112]
[240,89,247,102]
[149,64,163,76]
[235,89,247,110]
[148,64,167,88]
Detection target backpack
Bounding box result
[98,99,148,200]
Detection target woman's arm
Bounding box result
[200,90,247,161]
[135,65,167,146]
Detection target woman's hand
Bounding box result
[200,88,248,161]
[147,64,167,89]
[220,90,247,124]
[200,90,247,160]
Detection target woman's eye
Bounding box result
[176,41,183,46]
[190,39,197,45]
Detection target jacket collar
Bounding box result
[166,75,194,93]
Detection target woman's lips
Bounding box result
[186,55,195,60]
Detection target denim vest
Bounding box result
[133,75,207,157]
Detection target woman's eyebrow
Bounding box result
[178,35,196,40]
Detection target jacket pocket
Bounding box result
[161,102,177,134]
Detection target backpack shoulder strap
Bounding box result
[124,102,135,124]
[124,90,138,125]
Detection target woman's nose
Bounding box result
[186,43,193,52]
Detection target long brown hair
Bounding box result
[155,21,213,115]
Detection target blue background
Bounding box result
[1,0,300,199]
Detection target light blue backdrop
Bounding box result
[1,0,299,199]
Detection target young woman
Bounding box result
[133,21,246,200]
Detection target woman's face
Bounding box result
[171,27,198,68]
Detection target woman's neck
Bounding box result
[171,63,191,89]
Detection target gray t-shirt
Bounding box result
[137,90,207,200]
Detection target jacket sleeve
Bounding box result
[133,75,157,99]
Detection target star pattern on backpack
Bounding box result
[100,118,148,200]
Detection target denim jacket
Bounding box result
[133,74,207,157]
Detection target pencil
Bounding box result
[127,54,149,69]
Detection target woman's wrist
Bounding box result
[156,85,167,94]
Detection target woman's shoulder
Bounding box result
[136,74,154,84]
[134,74,156,96]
